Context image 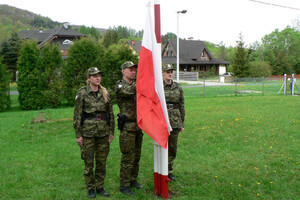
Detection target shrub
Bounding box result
[17,41,44,110]
[249,61,272,77]
[0,57,11,111]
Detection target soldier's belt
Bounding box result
[84,113,108,120]
[167,104,179,109]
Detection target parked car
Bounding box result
[222,72,234,76]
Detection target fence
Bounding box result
[182,75,300,98]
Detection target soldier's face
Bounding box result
[163,70,174,82]
[122,67,136,81]
[88,73,101,86]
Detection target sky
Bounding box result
[1,0,300,46]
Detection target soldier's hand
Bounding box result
[180,127,184,132]
[109,135,114,143]
[76,137,83,147]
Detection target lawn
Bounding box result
[0,92,299,199]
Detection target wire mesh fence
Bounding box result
[182,75,300,98]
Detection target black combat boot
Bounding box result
[168,173,176,181]
[96,187,110,197]
[120,186,134,195]
[130,180,143,189]
[88,188,96,198]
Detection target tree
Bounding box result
[40,44,64,108]
[261,26,300,74]
[101,43,138,89]
[63,38,104,106]
[0,32,22,81]
[0,57,11,111]
[231,33,250,77]
[161,32,177,45]
[17,41,43,110]
[102,29,119,48]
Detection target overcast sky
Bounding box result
[1,0,299,46]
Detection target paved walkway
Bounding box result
[180,80,235,87]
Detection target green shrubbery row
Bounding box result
[1,38,138,111]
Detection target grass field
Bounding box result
[0,90,299,199]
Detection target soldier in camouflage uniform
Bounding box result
[162,64,185,181]
[115,61,143,196]
[73,67,115,198]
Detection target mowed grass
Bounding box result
[0,92,299,199]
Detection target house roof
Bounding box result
[163,39,230,65]
[18,23,86,48]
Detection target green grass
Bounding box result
[0,91,299,199]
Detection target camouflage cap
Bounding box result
[121,61,137,70]
[162,64,175,72]
[86,67,103,77]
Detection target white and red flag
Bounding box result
[136,5,172,149]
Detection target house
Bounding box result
[127,39,230,74]
[162,39,230,74]
[19,22,86,58]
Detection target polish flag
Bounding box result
[137,6,172,149]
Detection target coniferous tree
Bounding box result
[17,41,43,110]
[231,33,250,77]
[0,32,22,81]
[0,57,11,111]
[63,38,104,106]
[40,44,64,108]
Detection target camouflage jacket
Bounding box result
[164,81,185,129]
[73,85,115,138]
[115,79,140,131]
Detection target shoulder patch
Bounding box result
[118,84,122,88]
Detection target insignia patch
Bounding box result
[118,84,122,88]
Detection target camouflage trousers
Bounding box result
[82,136,110,190]
[168,128,180,174]
[119,129,143,187]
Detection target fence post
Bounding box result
[262,76,264,96]
[284,74,287,95]
[235,77,237,96]
[203,77,206,98]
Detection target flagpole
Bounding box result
[154,0,169,199]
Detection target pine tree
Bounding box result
[231,33,250,77]
[0,57,11,111]
[17,41,43,110]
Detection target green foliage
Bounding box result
[40,44,64,108]
[0,31,22,81]
[0,57,11,111]
[78,25,101,41]
[63,38,104,106]
[232,33,250,77]
[248,61,272,77]
[30,15,60,29]
[261,27,300,75]
[161,32,176,45]
[100,43,138,102]
[17,41,44,110]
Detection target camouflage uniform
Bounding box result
[163,65,185,174]
[73,68,115,191]
[115,62,143,188]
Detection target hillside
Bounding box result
[0,4,61,42]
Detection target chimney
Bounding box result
[131,40,136,46]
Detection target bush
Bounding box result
[17,41,44,110]
[0,57,11,111]
[249,61,272,77]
